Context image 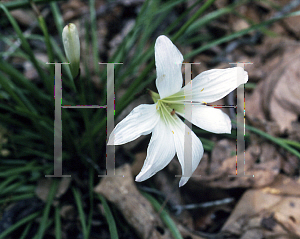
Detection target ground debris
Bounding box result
[94,164,172,239]
[222,174,300,238]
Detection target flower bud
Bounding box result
[62,23,80,78]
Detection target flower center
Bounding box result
[152,91,186,122]
[155,100,173,124]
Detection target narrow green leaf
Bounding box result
[19,222,32,239]
[0,162,38,177]
[36,179,59,239]
[142,192,183,239]
[50,2,64,41]
[0,180,25,195]
[97,194,119,239]
[0,59,50,103]
[72,187,88,238]
[0,72,34,113]
[2,0,61,10]
[185,0,249,35]
[172,0,216,42]
[89,0,100,75]
[86,169,94,235]
[0,193,35,204]
[0,4,50,93]
[0,212,40,239]
[238,121,300,159]
[33,219,53,239]
[185,10,300,59]
[55,206,62,239]
[38,15,55,85]
[280,139,300,150]
[0,175,19,192]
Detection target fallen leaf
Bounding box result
[222,175,300,238]
[35,177,71,204]
[247,41,300,133]
[94,164,172,239]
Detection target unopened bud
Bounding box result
[62,23,80,78]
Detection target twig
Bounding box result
[173,197,234,215]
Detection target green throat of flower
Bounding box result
[149,90,186,124]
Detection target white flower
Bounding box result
[62,23,80,78]
[108,35,248,187]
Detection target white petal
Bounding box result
[181,67,248,103]
[135,119,176,182]
[108,104,159,145]
[155,35,183,99]
[168,115,204,187]
[177,105,232,134]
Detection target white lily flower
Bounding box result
[108,35,248,187]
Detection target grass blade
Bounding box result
[0,212,40,239]
[89,0,100,75]
[0,4,51,93]
[36,179,58,239]
[142,192,183,239]
[72,187,88,238]
[19,222,33,239]
[50,2,64,41]
[55,206,62,239]
[97,194,119,239]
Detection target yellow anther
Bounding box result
[201,88,204,92]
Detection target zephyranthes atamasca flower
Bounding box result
[108,35,248,187]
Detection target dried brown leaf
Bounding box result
[247,41,300,134]
[222,175,300,238]
[35,177,71,203]
[94,164,172,239]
